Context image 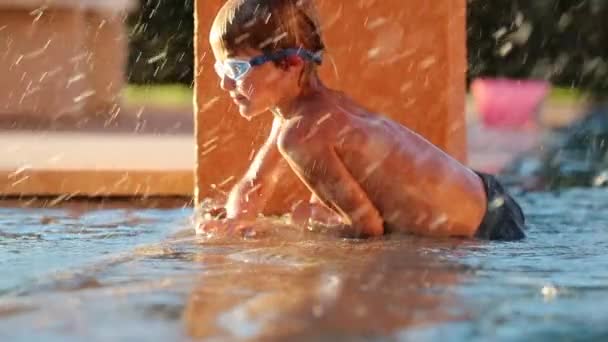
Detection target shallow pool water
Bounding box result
[1,189,608,341]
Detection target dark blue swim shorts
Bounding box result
[474,172,526,241]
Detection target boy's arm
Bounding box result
[279,142,384,237]
[225,117,288,219]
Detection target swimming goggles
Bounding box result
[214,48,322,81]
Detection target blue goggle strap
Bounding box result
[250,48,323,66]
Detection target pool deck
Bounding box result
[0,99,584,207]
[0,103,195,207]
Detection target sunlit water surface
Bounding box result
[1,189,608,341]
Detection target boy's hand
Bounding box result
[310,204,342,225]
[206,206,227,219]
[291,200,342,227]
[198,198,227,220]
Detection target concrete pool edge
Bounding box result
[0,194,193,209]
[0,168,194,209]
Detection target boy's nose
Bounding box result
[220,75,236,91]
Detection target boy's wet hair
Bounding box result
[211,0,325,61]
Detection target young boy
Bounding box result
[199,0,526,240]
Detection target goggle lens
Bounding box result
[214,60,251,81]
[214,48,321,81]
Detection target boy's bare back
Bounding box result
[275,90,487,238]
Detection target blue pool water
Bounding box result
[1,189,607,341]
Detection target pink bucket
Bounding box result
[471,78,550,129]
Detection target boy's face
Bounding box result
[210,42,292,120]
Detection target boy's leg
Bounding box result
[474,172,526,241]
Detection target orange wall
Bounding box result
[0,9,128,118]
[194,0,467,213]
[0,10,87,117]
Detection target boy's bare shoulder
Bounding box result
[278,100,347,150]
